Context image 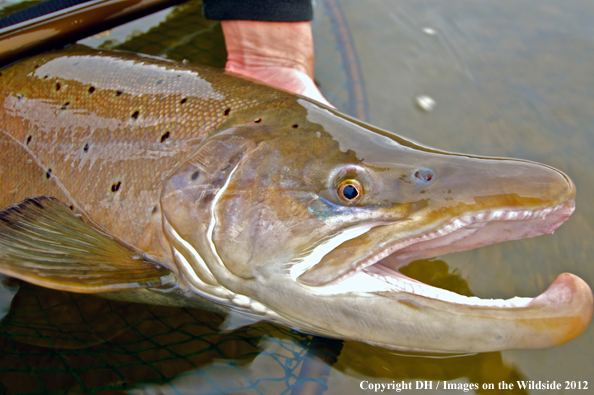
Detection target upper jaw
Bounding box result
[296,196,576,288]
[368,198,576,274]
[311,198,577,298]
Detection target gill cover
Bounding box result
[160,127,261,289]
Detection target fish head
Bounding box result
[161,98,592,353]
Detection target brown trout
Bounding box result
[0,46,591,353]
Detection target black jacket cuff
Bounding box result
[203,0,313,22]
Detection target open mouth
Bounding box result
[281,196,592,352]
[300,199,578,307]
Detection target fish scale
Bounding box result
[0,46,280,255]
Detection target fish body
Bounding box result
[0,46,591,353]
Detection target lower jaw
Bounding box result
[363,262,534,308]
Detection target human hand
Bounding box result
[221,20,333,107]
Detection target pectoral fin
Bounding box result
[0,197,174,293]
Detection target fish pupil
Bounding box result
[343,185,359,200]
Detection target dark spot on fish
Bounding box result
[292,124,299,129]
[26,135,31,145]
[254,118,262,123]
[160,131,170,143]
[111,181,121,192]
[115,90,123,96]
[203,193,214,204]
[34,65,39,69]
[131,110,139,120]
[83,143,89,152]
[46,169,52,179]
[61,102,70,110]
[16,94,22,101]
[88,86,95,94]
[43,75,49,79]
[55,82,61,91]
[69,205,74,210]
[156,80,163,85]
[224,108,231,116]
[152,206,158,214]
[180,98,187,105]
[191,171,200,181]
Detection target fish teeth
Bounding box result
[430,203,569,241]
[363,264,534,308]
[340,200,573,287]
[457,204,568,225]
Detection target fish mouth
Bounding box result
[359,199,576,308]
[308,199,577,305]
[287,197,593,352]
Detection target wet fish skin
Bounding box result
[0,45,284,259]
[0,46,591,353]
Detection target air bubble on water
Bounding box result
[415,95,436,112]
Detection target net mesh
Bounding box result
[0,279,343,394]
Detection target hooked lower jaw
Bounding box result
[291,198,592,352]
[305,198,592,311]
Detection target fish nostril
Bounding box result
[414,169,435,184]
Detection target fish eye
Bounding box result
[337,179,363,203]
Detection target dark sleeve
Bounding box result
[0,0,93,29]
[202,0,313,22]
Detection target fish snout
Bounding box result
[417,154,577,215]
